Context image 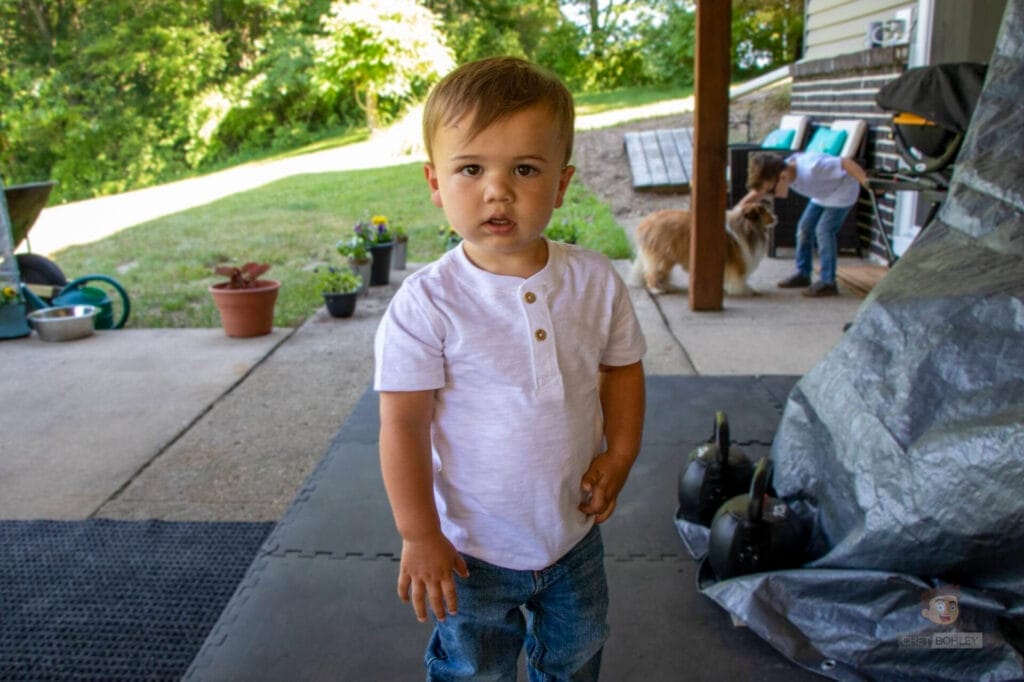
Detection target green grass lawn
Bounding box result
[51,163,631,329]
[575,85,693,116]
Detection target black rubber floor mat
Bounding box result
[602,558,818,681]
[756,374,802,408]
[262,426,397,559]
[188,376,813,680]
[186,555,427,680]
[187,554,818,681]
[0,519,272,681]
[262,376,797,559]
[643,375,797,445]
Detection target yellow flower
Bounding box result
[371,215,388,225]
[2,285,15,300]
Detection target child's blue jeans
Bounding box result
[794,201,854,285]
[425,525,608,681]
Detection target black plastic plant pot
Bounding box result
[323,291,358,318]
[369,243,393,285]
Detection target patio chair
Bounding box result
[759,114,812,151]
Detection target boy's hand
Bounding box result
[579,452,632,523]
[398,533,470,623]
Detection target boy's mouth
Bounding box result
[484,216,514,234]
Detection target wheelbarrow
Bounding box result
[4,180,130,330]
[20,275,131,330]
[6,181,68,290]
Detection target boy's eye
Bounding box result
[514,165,538,177]
[458,165,482,177]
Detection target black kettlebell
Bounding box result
[677,411,755,526]
[707,457,809,580]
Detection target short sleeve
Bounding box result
[374,282,447,392]
[599,267,647,367]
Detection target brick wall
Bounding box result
[790,46,910,262]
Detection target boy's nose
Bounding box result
[483,176,513,203]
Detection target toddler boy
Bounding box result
[374,56,646,680]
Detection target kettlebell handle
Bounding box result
[60,275,131,329]
[714,411,733,472]
[745,457,772,522]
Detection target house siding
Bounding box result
[804,0,916,60]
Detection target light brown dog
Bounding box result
[629,200,777,296]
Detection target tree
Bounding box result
[636,0,803,88]
[313,0,454,131]
[424,0,583,87]
[559,0,653,59]
[637,2,697,86]
[2,1,227,199]
[558,0,658,89]
[732,0,804,79]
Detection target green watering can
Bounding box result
[21,275,131,330]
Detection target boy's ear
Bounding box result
[423,163,443,208]
[553,165,575,209]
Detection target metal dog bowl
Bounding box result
[27,305,99,342]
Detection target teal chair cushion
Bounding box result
[761,128,796,150]
[805,128,848,156]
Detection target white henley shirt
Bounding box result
[374,239,646,570]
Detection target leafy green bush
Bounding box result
[545,220,579,244]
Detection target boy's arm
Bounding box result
[738,188,768,207]
[580,360,645,523]
[379,390,468,623]
[841,157,869,187]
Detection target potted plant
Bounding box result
[439,224,462,251]
[208,262,280,337]
[316,266,362,318]
[0,279,30,339]
[355,215,394,285]
[336,237,371,294]
[391,224,408,270]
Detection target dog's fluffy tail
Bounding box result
[627,251,647,288]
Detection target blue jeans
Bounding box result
[425,525,608,681]
[794,201,853,285]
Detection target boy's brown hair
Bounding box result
[746,152,788,191]
[422,56,575,166]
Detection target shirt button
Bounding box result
[524,292,536,304]
[535,329,547,341]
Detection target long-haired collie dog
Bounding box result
[629,200,777,296]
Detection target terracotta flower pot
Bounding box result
[209,279,280,337]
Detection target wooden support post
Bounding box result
[689,0,731,311]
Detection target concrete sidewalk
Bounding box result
[0,250,866,521]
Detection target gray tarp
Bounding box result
[688,1,1024,679]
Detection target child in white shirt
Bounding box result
[374,56,646,680]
